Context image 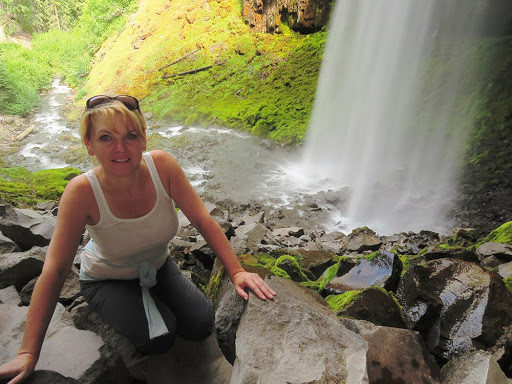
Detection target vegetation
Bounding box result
[0,0,84,35]
[0,0,137,115]
[0,166,80,206]
[0,43,52,115]
[479,221,512,245]
[325,291,361,313]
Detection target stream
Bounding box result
[5,79,350,234]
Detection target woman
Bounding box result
[0,95,276,384]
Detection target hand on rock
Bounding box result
[0,353,37,384]
[232,271,276,301]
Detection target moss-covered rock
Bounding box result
[0,166,81,207]
[479,221,512,245]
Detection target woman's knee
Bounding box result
[178,302,215,341]
[135,332,176,355]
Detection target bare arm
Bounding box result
[0,176,90,384]
[152,150,275,301]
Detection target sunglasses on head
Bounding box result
[85,95,140,112]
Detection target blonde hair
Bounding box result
[79,101,147,147]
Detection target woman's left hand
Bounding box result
[231,271,276,301]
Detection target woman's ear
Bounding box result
[84,136,94,156]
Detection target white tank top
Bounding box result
[80,152,179,280]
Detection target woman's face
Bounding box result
[84,112,146,177]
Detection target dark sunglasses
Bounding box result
[85,95,140,112]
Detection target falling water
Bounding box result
[301,0,487,235]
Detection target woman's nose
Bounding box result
[114,139,126,151]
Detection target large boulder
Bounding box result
[341,318,441,384]
[441,350,510,384]
[0,247,46,290]
[230,276,369,383]
[0,208,57,251]
[0,303,119,383]
[397,258,512,362]
[71,300,232,383]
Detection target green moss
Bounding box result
[318,262,339,293]
[398,255,412,277]
[0,166,81,207]
[364,251,380,261]
[275,254,309,282]
[205,265,225,304]
[270,266,291,279]
[479,221,512,245]
[325,291,361,313]
[504,276,512,294]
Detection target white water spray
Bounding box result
[302,0,486,235]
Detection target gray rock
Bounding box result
[0,285,21,305]
[233,223,268,253]
[478,242,512,261]
[0,231,20,254]
[0,303,106,382]
[20,271,80,305]
[272,226,304,238]
[346,234,382,252]
[0,208,57,250]
[498,261,512,279]
[231,276,369,383]
[0,247,46,290]
[319,240,343,254]
[441,351,509,384]
[214,279,245,364]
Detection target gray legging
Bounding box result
[80,257,215,354]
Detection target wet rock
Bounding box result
[0,247,46,290]
[0,208,57,250]
[231,276,368,383]
[324,250,402,295]
[397,258,512,363]
[441,350,509,384]
[333,287,407,329]
[341,318,441,384]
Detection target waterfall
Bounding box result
[302,0,486,235]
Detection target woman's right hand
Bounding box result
[0,353,37,384]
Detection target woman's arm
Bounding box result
[0,176,90,384]
[152,150,275,301]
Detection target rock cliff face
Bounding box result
[242,0,331,33]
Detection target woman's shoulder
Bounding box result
[62,173,95,202]
[148,150,180,172]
